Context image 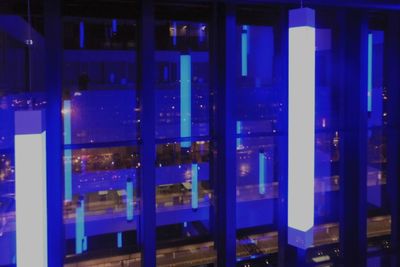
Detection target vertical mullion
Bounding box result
[138,0,156,266]
[211,1,237,266]
[385,12,400,265]
[338,10,368,266]
[44,0,64,265]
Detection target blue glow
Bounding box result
[172,22,177,46]
[241,25,248,77]
[117,232,122,248]
[112,19,117,33]
[236,121,242,149]
[180,54,191,148]
[368,33,373,112]
[79,21,84,49]
[191,163,198,210]
[15,111,47,267]
[63,100,72,201]
[75,198,85,254]
[288,8,315,249]
[259,151,266,195]
[126,179,134,221]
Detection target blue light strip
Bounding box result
[236,120,242,149]
[63,100,72,201]
[117,232,122,248]
[241,25,248,77]
[180,54,192,148]
[288,7,315,249]
[259,150,266,195]
[79,21,84,49]
[192,163,198,210]
[15,110,48,267]
[75,198,85,254]
[126,179,134,221]
[112,19,117,33]
[368,33,373,113]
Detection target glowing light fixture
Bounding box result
[241,25,249,77]
[236,120,242,149]
[259,150,266,195]
[191,163,198,210]
[63,100,72,201]
[79,21,84,49]
[288,7,315,249]
[15,110,47,267]
[75,196,86,254]
[367,33,373,113]
[117,232,122,248]
[126,178,134,221]
[180,54,191,148]
[112,19,117,34]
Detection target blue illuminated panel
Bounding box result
[79,21,84,49]
[192,163,198,210]
[126,178,134,221]
[117,232,122,248]
[15,110,47,267]
[76,197,86,254]
[368,33,373,113]
[112,19,117,33]
[63,100,72,201]
[288,7,315,249]
[259,150,266,195]
[241,25,248,77]
[236,120,242,149]
[180,54,192,148]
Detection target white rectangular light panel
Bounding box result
[288,7,315,249]
[15,110,47,267]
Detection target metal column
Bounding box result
[210,1,237,266]
[336,10,368,266]
[138,0,156,266]
[384,12,400,266]
[44,0,64,265]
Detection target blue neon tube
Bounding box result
[75,198,85,254]
[236,120,242,149]
[192,163,198,210]
[259,150,266,195]
[63,100,72,201]
[368,33,373,113]
[241,25,248,77]
[180,54,192,148]
[79,21,84,49]
[117,232,122,248]
[126,179,134,221]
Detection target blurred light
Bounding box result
[117,232,122,248]
[79,21,84,49]
[192,163,198,210]
[15,110,47,267]
[180,54,192,148]
[63,100,72,202]
[237,121,242,149]
[259,151,266,195]
[288,7,315,249]
[112,19,117,34]
[126,179,134,221]
[76,197,86,254]
[368,33,373,112]
[241,25,248,77]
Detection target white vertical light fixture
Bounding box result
[15,110,48,267]
[288,7,315,249]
